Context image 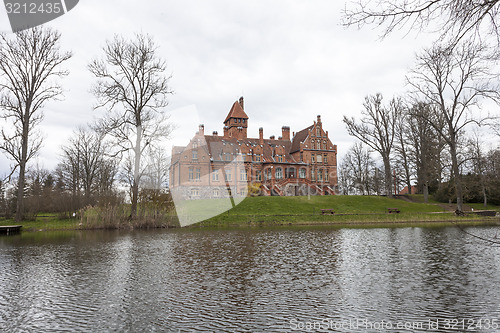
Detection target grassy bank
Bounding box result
[198,195,499,227]
[1,195,499,231]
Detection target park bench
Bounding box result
[321,209,335,215]
[387,208,400,214]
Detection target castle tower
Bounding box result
[223,97,248,140]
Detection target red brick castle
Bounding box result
[169,97,338,198]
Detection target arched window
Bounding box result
[275,167,283,179]
[299,168,306,178]
[265,168,272,180]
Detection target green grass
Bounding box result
[1,195,499,231]
[0,213,80,231]
[198,195,500,227]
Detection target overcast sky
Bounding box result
[0,0,444,177]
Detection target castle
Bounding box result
[169,97,338,199]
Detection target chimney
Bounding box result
[281,126,290,141]
[199,124,204,135]
[259,127,263,144]
[224,126,229,138]
[213,131,218,136]
[239,96,244,110]
[270,135,275,140]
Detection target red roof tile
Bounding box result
[224,100,249,123]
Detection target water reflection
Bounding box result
[0,226,499,332]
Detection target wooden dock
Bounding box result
[0,225,22,235]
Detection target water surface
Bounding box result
[1,226,499,332]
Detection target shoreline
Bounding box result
[2,215,498,232]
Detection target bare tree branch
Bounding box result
[0,27,71,221]
[89,33,173,218]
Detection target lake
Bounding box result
[1,226,499,332]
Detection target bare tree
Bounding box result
[407,41,500,212]
[0,27,71,221]
[89,34,173,218]
[341,142,375,195]
[342,0,500,44]
[407,102,445,202]
[343,94,403,197]
[142,147,170,191]
[466,131,489,207]
[394,108,413,195]
[59,126,116,207]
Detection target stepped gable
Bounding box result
[170,146,186,164]
[290,125,313,153]
[224,99,248,123]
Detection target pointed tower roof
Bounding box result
[224,97,248,123]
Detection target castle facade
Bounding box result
[169,97,338,199]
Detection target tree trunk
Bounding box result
[130,124,142,218]
[383,155,392,198]
[482,183,487,208]
[449,141,463,212]
[423,181,429,203]
[15,110,30,222]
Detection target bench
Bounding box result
[387,208,400,214]
[321,209,335,215]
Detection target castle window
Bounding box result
[317,154,322,163]
[277,155,283,162]
[189,168,194,181]
[192,150,198,160]
[255,155,261,162]
[255,170,262,181]
[318,169,323,181]
[324,154,328,163]
[323,141,327,149]
[213,188,220,197]
[299,168,306,178]
[240,169,247,181]
[275,167,283,179]
[212,169,219,181]
[225,153,231,161]
[242,119,245,123]
[325,170,329,181]
[265,168,272,180]
[193,141,198,149]
[238,118,241,123]
[225,169,231,181]
[195,168,201,181]
[311,170,315,181]
[312,154,315,163]
[190,188,199,197]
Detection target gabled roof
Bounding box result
[203,135,302,165]
[224,100,249,123]
[290,125,313,153]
